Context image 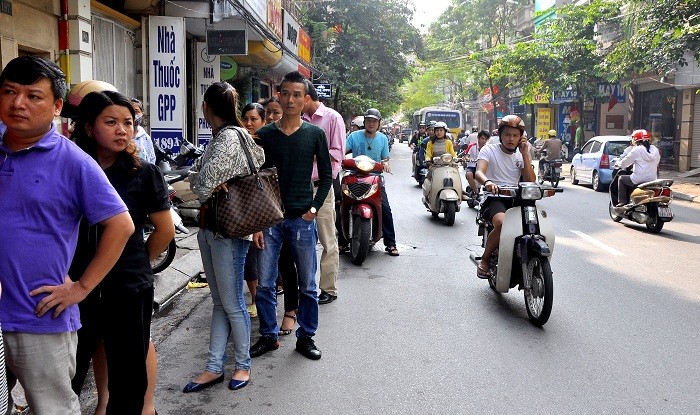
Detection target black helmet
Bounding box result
[364,108,382,120]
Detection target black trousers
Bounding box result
[278,241,299,312]
[72,285,153,415]
[615,174,636,205]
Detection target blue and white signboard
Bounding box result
[149,16,186,153]
[196,42,220,148]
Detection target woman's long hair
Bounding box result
[72,90,140,174]
[639,140,651,153]
[204,81,242,127]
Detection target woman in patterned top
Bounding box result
[183,82,265,393]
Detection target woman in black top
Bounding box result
[69,90,174,414]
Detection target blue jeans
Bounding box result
[257,218,319,339]
[197,229,251,373]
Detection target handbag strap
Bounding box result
[233,128,258,176]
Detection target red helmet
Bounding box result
[631,129,651,142]
[498,115,525,135]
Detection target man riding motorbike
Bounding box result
[410,122,431,176]
[475,115,536,279]
[345,108,400,256]
[611,129,660,209]
[538,129,563,174]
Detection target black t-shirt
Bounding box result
[69,160,170,293]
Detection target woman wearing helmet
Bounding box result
[474,115,535,279]
[425,121,457,161]
[612,129,660,208]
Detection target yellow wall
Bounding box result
[0,0,60,68]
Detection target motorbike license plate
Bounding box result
[658,206,672,218]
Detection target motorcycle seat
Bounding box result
[638,179,674,189]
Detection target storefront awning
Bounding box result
[232,40,282,69]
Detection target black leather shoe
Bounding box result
[249,337,279,358]
[296,337,322,360]
[182,373,224,393]
[318,291,337,305]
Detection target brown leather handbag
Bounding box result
[213,131,284,238]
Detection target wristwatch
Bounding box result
[310,207,317,214]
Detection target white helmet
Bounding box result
[351,116,364,128]
[434,121,448,130]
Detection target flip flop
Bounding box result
[477,264,491,279]
[385,246,399,256]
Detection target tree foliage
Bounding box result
[299,0,421,119]
[604,0,700,79]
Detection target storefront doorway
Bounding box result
[634,87,679,169]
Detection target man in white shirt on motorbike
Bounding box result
[474,115,536,279]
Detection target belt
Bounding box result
[313,180,321,187]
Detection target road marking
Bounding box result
[569,230,624,256]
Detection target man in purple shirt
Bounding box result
[303,80,345,304]
[0,56,134,414]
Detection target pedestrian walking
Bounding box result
[69,89,174,415]
[302,79,344,305]
[0,55,134,414]
[250,71,333,360]
[184,82,265,393]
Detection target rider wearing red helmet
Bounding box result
[612,129,660,208]
[474,115,536,279]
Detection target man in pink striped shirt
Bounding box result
[303,80,345,304]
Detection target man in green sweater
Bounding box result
[251,71,333,360]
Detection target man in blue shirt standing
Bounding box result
[345,108,399,256]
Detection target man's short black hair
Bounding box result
[0,56,67,100]
[281,71,309,95]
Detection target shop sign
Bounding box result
[298,28,311,64]
[207,30,247,55]
[148,16,187,153]
[283,10,300,54]
[551,88,579,104]
[196,42,220,148]
[267,0,283,40]
[314,83,332,99]
[0,0,12,16]
[536,108,551,140]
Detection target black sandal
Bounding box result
[385,246,399,256]
[278,313,297,336]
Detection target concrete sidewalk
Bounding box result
[659,169,700,203]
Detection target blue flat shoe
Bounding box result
[228,378,249,390]
[182,373,224,393]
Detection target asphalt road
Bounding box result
[114,143,699,414]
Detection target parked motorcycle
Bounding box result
[538,157,563,188]
[422,153,463,225]
[608,164,674,233]
[469,183,563,326]
[339,155,384,265]
[147,184,189,274]
[154,137,204,173]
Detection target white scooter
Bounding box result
[421,153,463,226]
[469,183,562,326]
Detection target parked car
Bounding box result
[400,129,412,143]
[570,135,631,192]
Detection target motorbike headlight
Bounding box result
[520,183,543,200]
[440,154,454,164]
[355,156,376,173]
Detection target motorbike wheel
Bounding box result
[151,238,176,274]
[524,256,553,327]
[645,208,664,233]
[487,250,499,292]
[350,217,372,265]
[608,201,623,222]
[443,202,456,226]
[570,167,579,185]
